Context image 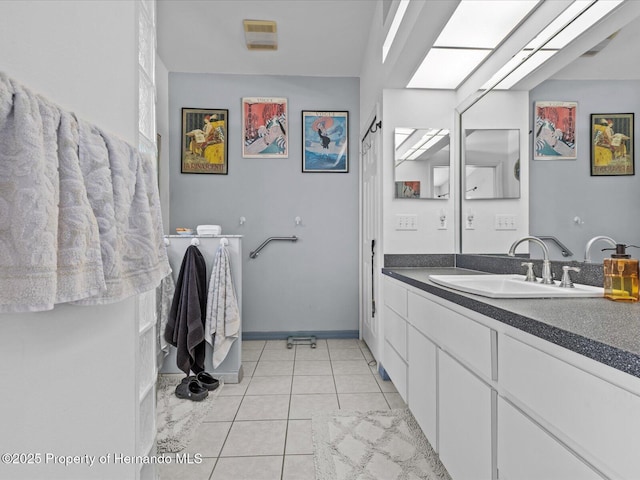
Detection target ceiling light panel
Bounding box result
[408,48,491,89]
[434,0,540,48]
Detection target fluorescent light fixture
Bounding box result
[545,0,623,49]
[402,129,449,160]
[484,0,624,90]
[383,0,410,63]
[408,48,491,89]
[394,127,415,149]
[434,0,539,48]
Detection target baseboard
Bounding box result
[242,330,359,341]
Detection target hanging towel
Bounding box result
[0,73,104,312]
[164,245,207,376]
[73,120,170,305]
[156,270,175,367]
[205,242,240,369]
[0,72,170,312]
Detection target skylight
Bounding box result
[383,0,410,63]
[406,0,624,91]
[485,0,624,90]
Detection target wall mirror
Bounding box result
[394,127,450,199]
[463,129,520,200]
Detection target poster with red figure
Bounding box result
[534,101,577,160]
[242,97,288,158]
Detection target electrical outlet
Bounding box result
[438,213,447,230]
[395,214,418,230]
[495,214,517,230]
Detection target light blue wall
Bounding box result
[530,80,640,262]
[168,73,360,335]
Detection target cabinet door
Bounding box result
[498,398,603,480]
[407,325,437,448]
[439,351,493,480]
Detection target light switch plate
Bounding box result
[395,214,418,230]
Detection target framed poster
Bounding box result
[242,97,288,158]
[533,101,577,160]
[301,110,349,172]
[181,108,228,174]
[395,181,420,198]
[590,113,634,176]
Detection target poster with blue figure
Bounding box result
[302,111,349,172]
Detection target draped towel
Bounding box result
[156,271,175,368]
[0,72,170,312]
[164,245,207,376]
[205,243,240,369]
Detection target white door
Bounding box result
[360,115,382,361]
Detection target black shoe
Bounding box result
[196,371,220,391]
[175,377,208,401]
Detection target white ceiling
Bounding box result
[156,0,640,82]
[156,0,377,77]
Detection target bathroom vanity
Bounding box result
[381,266,640,480]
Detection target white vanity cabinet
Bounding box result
[500,334,640,479]
[381,273,640,480]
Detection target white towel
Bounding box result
[0,74,59,312]
[0,72,169,312]
[205,243,240,369]
[73,122,170,305]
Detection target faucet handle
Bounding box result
[521,262,537,282]
[559,265,580,288]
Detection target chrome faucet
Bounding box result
[508,236,554,284]
[584,236,616,263]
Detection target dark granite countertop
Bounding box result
[382,266,640,379]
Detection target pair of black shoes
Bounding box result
[175,371,220,401]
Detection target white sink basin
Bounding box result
[428,274,603,299]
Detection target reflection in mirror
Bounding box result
[464,129,520,199]
[394,127,450,199]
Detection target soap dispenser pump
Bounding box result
[602,244,639,302]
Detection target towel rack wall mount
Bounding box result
[250,236,298,259]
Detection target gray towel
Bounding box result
[164,245,207,376]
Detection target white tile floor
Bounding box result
[158,338,403,480]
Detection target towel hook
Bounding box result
[190,238,200,246]
[220,237,229,247]
[163,237,171,247]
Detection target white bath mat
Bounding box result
[156,374,223,453]
[312,408,451,480]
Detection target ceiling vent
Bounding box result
[243,20,278,51]
[581,31,619,57]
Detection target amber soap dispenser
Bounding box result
[603,244,639,302]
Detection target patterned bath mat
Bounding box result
[312,408,451,480]
[156,374,223,453]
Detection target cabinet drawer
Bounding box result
[384,277,408,317]
[500,335,640,479]
[384,305,407,360]
[498,397,602,480]
[439,351,493,480]
[408,292,492,378]
[384,340,407,401]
